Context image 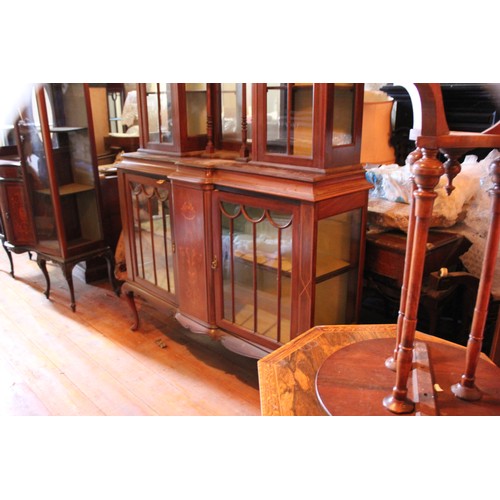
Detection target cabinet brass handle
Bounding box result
[156,179,166,185]
[211,256,218,270]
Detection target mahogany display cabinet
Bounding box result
[117,83,371,357]
[3,83,119,310]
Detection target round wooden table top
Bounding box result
[315,338,500,416]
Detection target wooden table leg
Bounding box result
[452,157,500,400]
[386,148,420,371]
[383,148,444,414]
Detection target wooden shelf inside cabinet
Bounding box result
[316,256,350,279]
[49,126,87,133]
[234,251,293,274]
[236,254,351,280]
[36,183,95,196]
[38,236,94,250]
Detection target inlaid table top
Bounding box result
[257,324,498,416]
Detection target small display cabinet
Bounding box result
[137,83,208,155]
[252,83,362,169]
[117,83,370,356]
[6,83,119,310]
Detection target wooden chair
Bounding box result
[383,83,500,413]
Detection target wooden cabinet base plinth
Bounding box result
[175,312,218,338]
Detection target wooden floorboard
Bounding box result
[0,251,261,416]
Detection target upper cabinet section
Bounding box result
[252,83,364,171]
[134,83,364,173]
[137,83,253,158]
[138,83,208,155]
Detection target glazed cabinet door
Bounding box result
[120,171,177,305]
[213,189,366,351]
[213,189,299,350]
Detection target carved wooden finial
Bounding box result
[412,148,445,195]
[442,151,463,196]
[406,147,422,167]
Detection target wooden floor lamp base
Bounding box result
[315,337,500,416]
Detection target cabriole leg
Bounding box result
[36,255,51,300]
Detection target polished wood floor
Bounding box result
[0,250,261,416]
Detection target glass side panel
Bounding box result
[107,89,123,134]
[315,273,350,325]
[1,121,15,148]
[130,180,175,294]
[314,209,362,325]
[291,84,313,156]
[145,83,173,144]
[220,83,252,143]
[185,83,207,137]
[266,84,287,153]
[45,83,102,248]
[332,83,355,146]
[220,201,293,344]
[17,84,60,252]
[266,83,313,156]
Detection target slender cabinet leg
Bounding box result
[36,255,51,300]
[451,157,500,400]
[1,241,14,276]
[122,282,139,331]
[61,262,77,312]
[103,249,121,297]
[383,148,444,414]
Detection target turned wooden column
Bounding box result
[386,147,421,370]
[205,84,215,154]
[383,148,444,413]
[239,84,250,160]
[451,157,500,400]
